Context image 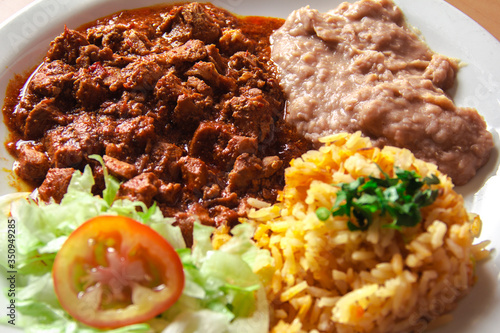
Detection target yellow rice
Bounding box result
[243,132,489,333]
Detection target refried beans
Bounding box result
[271,0,493,185]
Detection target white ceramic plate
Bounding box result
[0,0,499,332]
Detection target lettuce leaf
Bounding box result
[0,166,271,333]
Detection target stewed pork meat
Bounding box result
[2,2,311,245]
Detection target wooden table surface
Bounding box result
[0,0,499,41]
[444,0,500,41]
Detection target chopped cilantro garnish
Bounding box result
[315,166,440,231]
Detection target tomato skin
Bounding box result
[52,215,184,329]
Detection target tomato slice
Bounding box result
[52,215,184,329]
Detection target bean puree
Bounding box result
[271,0,493,185]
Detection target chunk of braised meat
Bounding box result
[38,167,76,203]
[179,156,208,192]
[87,23,153,56]
[71,114,107,155]
[188,121,232,165]
[186,76,213,97]
[223,136,259,165]
[203,191,239,209]
[121,56,166,92]
[101,92,147,118]
[116,172,159,207]
[11,97,38,136]
[174,201,230,247]
[173,93,213,130]
[101,66,125,92]
[158,2,223,45]
[166,39,208,66]
[188,203,212,225]
[174,202,240,248]
[185,61,236,92]
[227,153,263,193]
[12,61,75,136]
[43,113,103,169]
[87,24,129,50]
[111,115,156,157]
[228,51,260,73]
[189,121,259,169]
[73,63,110,109]
[75,45,114,67]
[101,115,155,162]
[262,156,283,177]
[174,203,227,247]
[16,145,50,184]
[24,98,69,139]
[147,141,184,180]
[219,29,255,54]
[227,51,279,91]
[181,3,222,43]
[30,60,75,97]
[210,205,240,229]
[122,29,153,55]
[103,155,138,180]
[103,142,123,160]
[203,183,221,200]
[173,212,196,247]
[47,26,89,65]
[226,153,282,195]
[156,181,182,205]
[88,164,106,195]
[223,88,275,142]
[43,129,82,169]
[205,44,227,73]
[155,71,214,131]
[155,71,189,102]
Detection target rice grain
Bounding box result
[242,132,489,333]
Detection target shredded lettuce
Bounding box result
[0,165,271,333]
[160,223,270,333]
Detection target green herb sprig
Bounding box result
[315,166,440,231]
